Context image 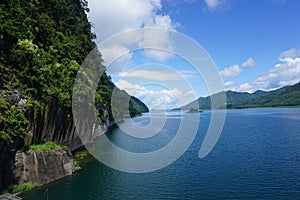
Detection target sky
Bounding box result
[87,0,300,109]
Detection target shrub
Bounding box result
[0,101,28,144]
[29,141,68,152]
[11,183,36,194]
[73,160,79,168]
[74,150,90,159]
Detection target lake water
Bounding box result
[22,108,300,199]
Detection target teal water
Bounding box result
[22,108,300,199]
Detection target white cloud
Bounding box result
[180,70,197,78]
[232,57,300,92]
[88,0,177,62]
[142,49,174,62]
[119,68,198,81]
[120,69,183,81]
[115,80,195,109]
[101,45,132,75]
[280,48,300,59]
[219,64,242,78]
[236,83,253,92]
[204,0,225,10]
[101,45,131,65]
[242,57,256,68]
[224,81,234,90]
[220,57,256,78]
[88,0,162,40]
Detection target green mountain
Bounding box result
[129,96,149,116]
[181,82,300,110]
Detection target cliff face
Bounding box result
[25,97,114,151]
[0,93,114,191]
[13,150,73,186]
[0,141,16,191]
[0,90,27,191]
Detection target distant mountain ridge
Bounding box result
[181,82,300,110]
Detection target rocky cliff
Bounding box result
[13,150,73,186]
[0,0,149,192]
[0,93,115,191]
[24,97,114,151]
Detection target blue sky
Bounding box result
[88,0,300,109]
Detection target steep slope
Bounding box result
[129,96,150,116]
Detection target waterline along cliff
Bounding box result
[0,0,148,192]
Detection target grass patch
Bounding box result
[73,160,79,168]
[73,150,90,169]
[74,150,90,159]
[29,141,68,152]
[71,150,90,171]
[11,183,36,194]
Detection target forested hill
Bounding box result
[0,0,148,143]
[181,82,300,110]
[0,0,148,191]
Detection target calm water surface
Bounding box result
[22,108,300,199]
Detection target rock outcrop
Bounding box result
[25,97,114,151]
[13,150,73,186]
[0,95,115,191]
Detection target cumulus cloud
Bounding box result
[88,0,163,40]
[236,83,253,92]
[251,57,300,90]
[219,64,242,78]
[231,52,300,92]
[241,57,256,68]
[101,44,134,75]
[280,48,300,59]
[115,80,195,109]
[220,57,256,78]
[101,45,131,65]
[88,0,177,62]
[224,81,234,90]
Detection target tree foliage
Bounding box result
[0,97,28,144]
[0,0,148,145]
